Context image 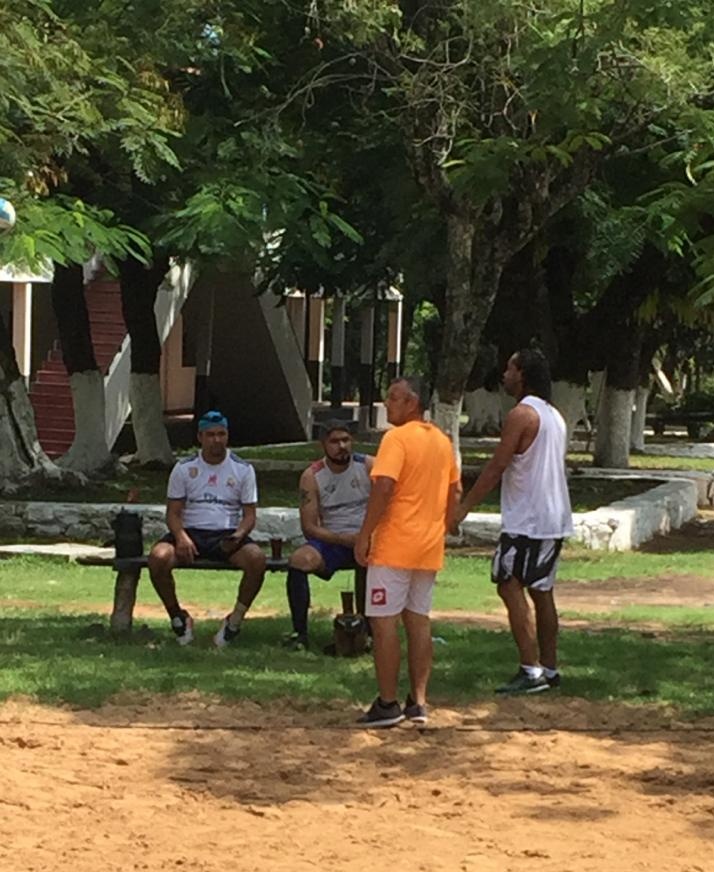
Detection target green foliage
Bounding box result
[0,192,150,272]
[0,0,183,269]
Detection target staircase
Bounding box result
[30,277,127,458]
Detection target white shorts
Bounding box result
[365,565,436,617]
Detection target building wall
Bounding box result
[160,313,196,411]
[203,269,312,444]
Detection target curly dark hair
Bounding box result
[512,349,552,401]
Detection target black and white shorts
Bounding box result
[491,534,563,592]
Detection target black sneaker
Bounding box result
[281,632,309,651]
[545,671,561,688]
[213,616,241,648]
[496,668,549,695]
[170,610,194,646]
[403,694,428,725]
[357,697,406,728]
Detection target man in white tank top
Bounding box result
[283,421,373,650]
[455,349,573,694]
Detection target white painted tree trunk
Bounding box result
[433,396,463,466]
[462,388,502,435]
[58,371,112,472]
[551,381,588,447]
[593,386,633,468]
[129,373,174,466]
[630,386,649,452]
[589,370,606,422]
[0,375,55,484]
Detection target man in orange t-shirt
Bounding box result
[355,376,461,727]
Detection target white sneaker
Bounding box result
[171,610,194,646]
[213,615,241,648]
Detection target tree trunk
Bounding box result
[58,371,111,470]
[51,263,112,473]
[119,256,174,467]
[432,394,463,458]
[551,381,589,447]
[0,310,57,487]
[593,324,643,468]
[630,385,649,452]
[462,387,502,435]
[129,373,173,466]
[594,386,634,468]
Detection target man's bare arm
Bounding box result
[166,498,198,561]
[232,504,257,541]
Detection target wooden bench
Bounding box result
[77,552,367,635]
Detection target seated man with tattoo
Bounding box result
[283,422,373,650]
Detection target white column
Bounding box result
[12,282,33,383]
[330,296,346,408]
[307,295,325,402]
[387,298,403,380]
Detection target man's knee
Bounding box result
[232,544,266,574]
[369,614,400,640]
[497,576,522,602]
[288,545,324,574]
[148,542,175,574]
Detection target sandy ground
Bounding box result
[1,696,713,872]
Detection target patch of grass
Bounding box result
[2,553,713,713]
[559,605,714,628]
[0,610,711,714]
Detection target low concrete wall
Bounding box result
[0,474,699,552]
[0,501,307,549]
[459,477,699,551]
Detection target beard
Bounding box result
[328,453,351,467]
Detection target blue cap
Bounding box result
[198,410,228,431]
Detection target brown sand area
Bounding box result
[1,695,713,872]
[3,515,714,869]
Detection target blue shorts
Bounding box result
[305,538,357,579]
[160,528,253,562]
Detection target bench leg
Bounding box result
[110,569,141,635]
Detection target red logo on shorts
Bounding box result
[371,587,387,606]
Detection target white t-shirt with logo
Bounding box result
[167,452,258,530]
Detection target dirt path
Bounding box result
[1,697,713,872]
[6,573,714,635]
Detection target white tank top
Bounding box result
[501,396,573,539]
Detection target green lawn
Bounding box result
[1,550,713,714]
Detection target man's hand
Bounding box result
[453,502,470,529]
[354,531,370,566]
[175,530,198,564]
[339,532,358,548]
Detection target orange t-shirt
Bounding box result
[369,420,460,570]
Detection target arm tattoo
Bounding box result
[299,488,312,506]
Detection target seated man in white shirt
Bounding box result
[148,410,266,647]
